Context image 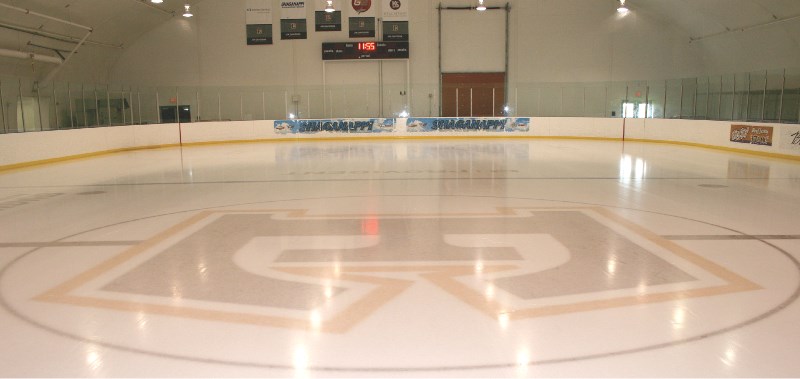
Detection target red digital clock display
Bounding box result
[358,42,377,51]
[322,42,409,60]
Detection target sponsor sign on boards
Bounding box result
[730,124,774,146]
[780,126,800,150]
[406,118,531,133]
[274,118,396,134]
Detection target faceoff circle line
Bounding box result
[1,194,798,373]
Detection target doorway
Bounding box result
[441,73,505,117]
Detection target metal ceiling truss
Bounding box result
[0,1,94,86]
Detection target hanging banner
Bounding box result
[314,0,342,31]
[406,118,531,133]
[381,0,408,21]
[274,118,397,134]
[382,21,408,41]
[280,1,308,40]
[349,17,375,37]
[381,0,407,40]
[349,0,376,38]
[245,0,273,45]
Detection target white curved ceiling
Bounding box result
[0,0,201,50]
[2,0,798,52]
[0,0,797,81]
[634,0,799,40]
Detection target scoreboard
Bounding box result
[322,41,409,60]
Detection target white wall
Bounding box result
[108,0,706,98]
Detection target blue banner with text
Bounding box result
[274,118,396,134]
[406,118,530,132]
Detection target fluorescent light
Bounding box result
[183,4,193,17]
[476,0,486,11]
[150,0,163,3]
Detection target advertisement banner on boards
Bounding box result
[406,118,531,133]
[780,126,800,150]
[274,118,396,134]
[245,0,273,45]
[730,124,774,146]
[382,0,408,21]
[280,1,308,39]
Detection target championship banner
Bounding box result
[245,0,273,45]
[315,0,342,31]
[730,124,774,146]
[381,0,408,41]
[780,126,800,150]
[280,1,307,40]
[406,118,531,133]
[274,118,396,134]
[349,0,376,38]
[383,21,408,41]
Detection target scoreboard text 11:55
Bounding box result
[322,41,409,60]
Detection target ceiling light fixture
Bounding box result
[150,0,163,4]
[183,4,193,17]
[325,0,335,13]
[617,0,629,14]
[476,0,487,11]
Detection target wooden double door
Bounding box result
[442,72,506,117]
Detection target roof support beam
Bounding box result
[690,14,800,43]
[0,2,93,32]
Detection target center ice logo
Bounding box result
[36,207,759,333]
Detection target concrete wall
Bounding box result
[2,118,798,168]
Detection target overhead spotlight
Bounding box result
[150,0,163,3]
[325,0,335,13]
[476,0,487,11]
[183,4,193,17]
[617,0,630,14]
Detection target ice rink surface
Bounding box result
[0,138,799,377]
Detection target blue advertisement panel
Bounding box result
[406,118,531,132]
[274,118,396,134]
